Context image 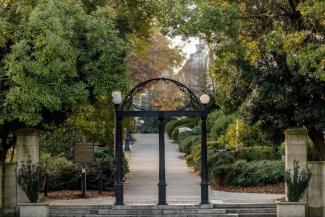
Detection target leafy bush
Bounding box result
[186,143,201,171]
[177,131,195,144]
[229,160,284,187]
[171,127,180,140]
[187,140,228,172]
[138,117,159,134]
[40,128,81,160]
[285,160,312,202]
[209,152,235,184]
[208,110,235,140]
[218,118,270,149]
[209,152,235,168]
[179,135,200,155]
[166,119,179,137]
[40,147,128,191]
[166,118,199,138]
[17,160,43,203]
[232,146,275,161]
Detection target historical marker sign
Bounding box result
[74,142,94,163]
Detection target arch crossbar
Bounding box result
[113,78,209,206]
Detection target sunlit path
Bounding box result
[124,133,202,204]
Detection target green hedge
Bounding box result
[166,119,179,137]
[229,160,284,186]
[177,131,195,144]
[233,146,275,161]
[179,135,200,155]
[166,118,199,138]
[40,147,128,191]
[210,159,284,187]
[186,143,201,172]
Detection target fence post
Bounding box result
[98,172,103,193]
[44,173,48,197]
[81,168,86,197]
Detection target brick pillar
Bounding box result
[284,128,308,201]
[15,129,40,203]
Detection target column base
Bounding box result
[157,182,167,205]
[114,182,124,205]
[200,181,209,205]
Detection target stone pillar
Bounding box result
[307,162,324,217]
[284,128,308,201]
[1,163,17,217]
[0,164,2,211]
[15,129,40,203]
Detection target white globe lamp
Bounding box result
[112,91,122,105]
[200,94,210,105]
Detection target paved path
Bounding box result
[124,134,202,204]
[124,134,283,204]
[49,133,283,205]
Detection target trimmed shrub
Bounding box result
[209,152,235,168]
[229,160,284,187]
[166,118,199,138]
[233,146,275,161]
[179,135,200,155]
[171,127,180,140]
[209,152,235,183]
[177,131,195,144]
[40,147,128,191]
[208,110,235,140]
[186,143,201,172]
[166,119,179,137]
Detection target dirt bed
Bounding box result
[211,182,285,194]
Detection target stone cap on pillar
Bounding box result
[284,127,308,135]
[15,128,40,136]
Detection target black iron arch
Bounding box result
[113,78,209,206]
[120,77,204,111]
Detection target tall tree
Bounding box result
[127,33,183,83]
[160,0,325,157]
[0,0,130,161]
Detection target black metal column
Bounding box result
[200,115,209,204]
[158,114,167,205]
[114,106,124,205]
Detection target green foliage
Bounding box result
[160,0,325,153]
[40,146,128,190]
[229,160,284,187]
[0,0,137,159]
[17,160,43,203]
[138,117,159,134]
[207,110,235,140]
[179,135,200,155]
[209,152,235,182]
[166,119,178,137]
[40,128,81,160]
[232,146,275,161]
[218,118,270,149]
[176,131,196,144]
[186,143,201,172]
[170,127,180,141]
[167,118,199,139]
[285,160,312,202]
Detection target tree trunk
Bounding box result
[309,129,325,161]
